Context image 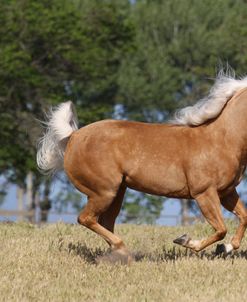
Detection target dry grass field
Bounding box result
[1,221,247,302]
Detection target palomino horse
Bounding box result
[37,73,247,263]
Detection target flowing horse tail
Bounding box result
[36,101,78,175]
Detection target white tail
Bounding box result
[37,101,78,175]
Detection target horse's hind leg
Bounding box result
[77,190,132,264]
[174,188,227,252]
[98,184,126,233]
[217,189,247,253]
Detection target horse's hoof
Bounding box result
[173,234,191,247]
[96,249,133,265]
[215,243,233,255]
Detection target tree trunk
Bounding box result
[17,186,25,221]
[39,178,51,223]
[181,199,189,226]
[26,171,35,223]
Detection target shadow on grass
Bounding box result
[68,242,105,264]
[67,242,247,264]
[134,247,247,262]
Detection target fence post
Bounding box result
[26,171,35,223]
[17,186,24,221]
[181,199,190,225]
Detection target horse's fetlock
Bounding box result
[240,215,247,227]
[231,239,240,250]
[193,245,202,252]
[217,228,227,240]
[112,240,125,251]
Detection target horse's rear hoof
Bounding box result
[96,249,133,265]
[215,243,233,255]
[173,234,191,247]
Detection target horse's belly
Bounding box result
[125,163,190,198]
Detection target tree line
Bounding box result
[0,0,246,222]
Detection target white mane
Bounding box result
[172,71,247,126]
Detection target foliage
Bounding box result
[0,0,135,218]
[0,0,134,180]
[0,191,6,207]
[118,0,247,120]
[121,190,163,224]
[53,182,87,213]
[0,0,247,222]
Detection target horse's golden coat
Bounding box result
[61,88,247,260]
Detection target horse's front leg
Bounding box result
[174,188,227,252]
[216,189,247,254]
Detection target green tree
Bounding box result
[1,0,247,224]
[119,0,247,119]
[121,191,163,224]
[118,0,247,222]
[0,0,134,221]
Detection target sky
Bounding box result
[1,182,181,225]
[0,179,240,226]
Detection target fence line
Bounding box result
[0,208,202,225]
[0,209,35,218]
